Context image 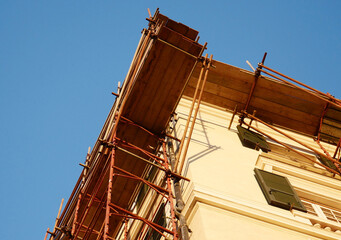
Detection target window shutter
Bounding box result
[254,168,306,212]
[318,155,340,173]
[237,125,270,152]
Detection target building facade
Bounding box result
[174,97,341,240]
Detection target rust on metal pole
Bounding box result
[178,54,213,175]
[124,219,128,240]
[104,147,115,240]
[71,192,82,236]
[163,142,178,239]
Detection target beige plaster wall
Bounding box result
[174,98,341,240]
[190,202,322,240]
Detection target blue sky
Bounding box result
[1,1,340,239]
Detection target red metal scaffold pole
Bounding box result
[104,142,116,240]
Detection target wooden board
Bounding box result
[183,60,339,141]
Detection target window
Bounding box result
[302,199,341,224]
[144,203,166,240]
[237,125,270,152]
[136,166,158,209]
[254,168,306,212]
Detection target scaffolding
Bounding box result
[237,59,341,175]
[45,9,206,240]
[45,9,341,240]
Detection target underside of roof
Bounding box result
[183,60,341,144]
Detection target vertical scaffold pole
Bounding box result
[175,57,206,171]
[104,145,115,240]
[44,228,50,240]
[162,141,178,240]
[124,218,128,240]
[178,54,213,175]
[71,191,82,236]
[51,198,64,240]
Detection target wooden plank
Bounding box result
[325,107,341,122]
[123,41,173,131]
[323,117,341,130]
[143,53,189,132]
[255,77,324,116]
[156,14,169,25]
[187,76,320,127]
[320,124,341,139]
[210,60,325,108]
[184,85,317,135]
[247,105,318,136]
[249,97,320,127]
[200,61,325,116]
[164,17,198,40]
[183,85,245,112]
[319,132,339,144]
[136,28,189,131]
[144,31,198,132]
[187,78,249,104]
[124,27,202,133]
[158,26,202,56]
[256,75,325,107]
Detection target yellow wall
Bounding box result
[174,98,341,240]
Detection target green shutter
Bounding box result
[237,125,271,152]
[254,168,306,212]
[318,155,340,173]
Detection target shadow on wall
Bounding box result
[176,111,221,178]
